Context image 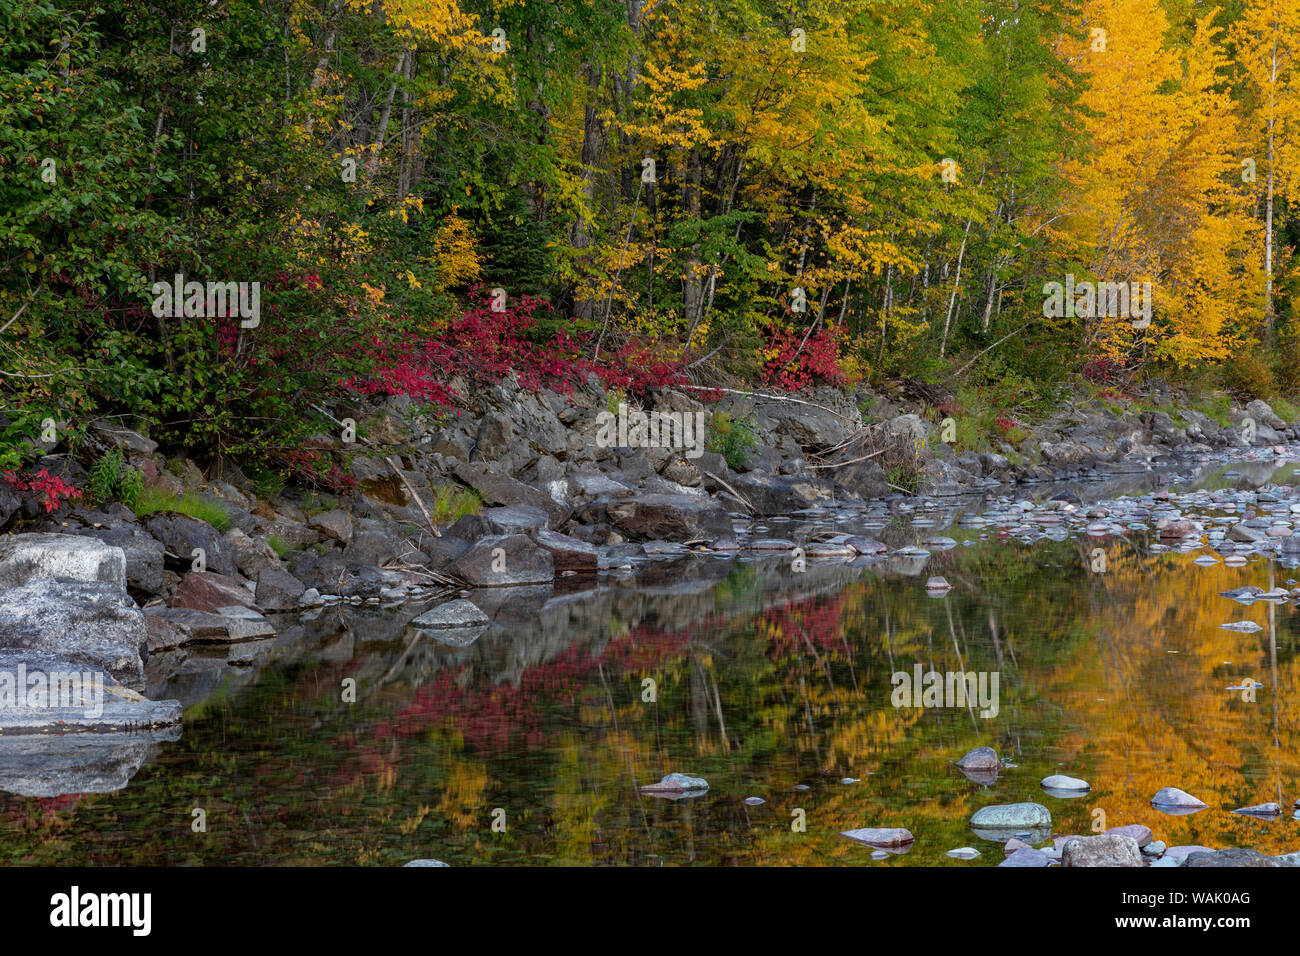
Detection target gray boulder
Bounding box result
[1183,848,1296,867]
[142,512,236,576]
[453,463,571,529]
[534,529,599,574]
[728,472,836,514]
[0,533,126,590]
[254,566,306,612]
[77,525,166,594]
[598,494,733,541]
[970,802,1052,828]
[1061,833,1144,867]
[0,578,146,687]
[450,534,554,586]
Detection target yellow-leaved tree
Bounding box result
[1058,0,1259,367]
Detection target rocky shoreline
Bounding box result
[3,377,1300,862]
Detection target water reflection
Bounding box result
[2,457,1299,865]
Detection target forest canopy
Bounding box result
[2,0,1298,472]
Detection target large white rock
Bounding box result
[0,533,126,590]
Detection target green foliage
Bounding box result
[431,485,482,523]
[1223,345,1276,399]
[707,411,759,470]
[133,487,232,532]
[85,446,143,509]
[266,534,289,559]
[1269,395,1300,424]
[244,464,286,502]
[1192,392,1235,427]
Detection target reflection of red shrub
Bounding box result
[762,595,848,659]
[2,469,82,513]
[380,618,699,752]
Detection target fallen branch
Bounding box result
[805,448,886,470]
[678,385,860,423]
[955,320,1034,378]
[702,470,755,514]
[386,455,441,537]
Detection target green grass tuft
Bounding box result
[133,487,233,531]
[431,485,483,522]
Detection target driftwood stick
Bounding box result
[678,385,860,423]
[703,470,755,514]
[386,455,441,537]
[805,448,886,469]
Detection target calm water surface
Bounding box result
[3,461,1299,865]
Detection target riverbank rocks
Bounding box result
[75,525,166,595]
[0,578,146,687]
[1060,833,1144,867]
[970,803,1052,828]
[955,746,1000,771]
[728,472,835,515]
[308,509,353,545]
[598,494,733,541]
[254,566,306,611]
[1151,787,1208,811]
[144,606,275,645]
[0,533,126,589]
[453,462,570,529]
[534,529,598,574]
[450,534,553,587]
[1183,848,1296,868]
[142,512,236,576]
[170,570,257,612]
[841,827,914,847]
[0,650,180,734]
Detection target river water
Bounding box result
[3,457,1298,865]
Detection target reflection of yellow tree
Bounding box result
[6,540,1299,866]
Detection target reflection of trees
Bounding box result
[3,535,1298,865]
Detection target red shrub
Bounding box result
[344,290,685,406]
[2,469,82,513]
[760,323,846,391]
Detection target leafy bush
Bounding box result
[85,447,144,509]
[707,412,758,469]
[1224,345,1275,399]
[1,468,81,514]
[760,323,847,391]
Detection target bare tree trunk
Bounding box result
[1266,42,1278,341]
[940,219,972,358]
[683,149,704,328]
[367,51,407,176]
